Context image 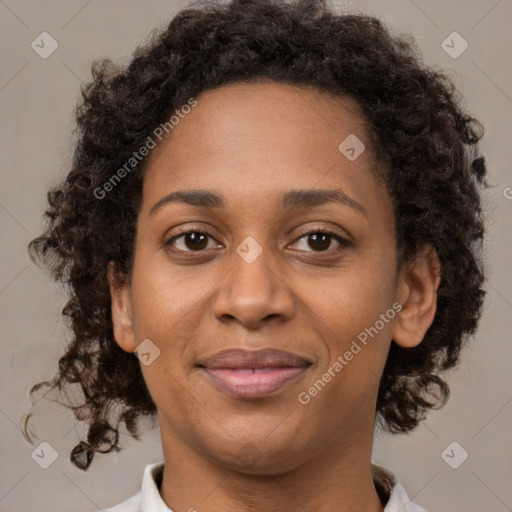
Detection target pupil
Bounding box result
[183,232,332,251]
[310,233,329,251]
[186,232,207,250]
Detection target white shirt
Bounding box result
[100,461,426,512]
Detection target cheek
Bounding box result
[129,256,207,340]
[304,259,397,340]
[299,291,394,432]
[127,262,205,396]
[297,254,397,405]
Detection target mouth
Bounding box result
[197,348,312,399]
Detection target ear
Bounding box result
[392,246,441,348]
[107,262,137,353]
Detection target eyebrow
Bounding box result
[149,188,367,216]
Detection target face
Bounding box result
[110,80,438,474]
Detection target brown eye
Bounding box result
[292,229,351,253]
[166,231,217,252]
[307,232,332,251]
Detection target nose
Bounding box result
[211,243,296,329]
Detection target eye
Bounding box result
[291,228,352,253]
[164,227,352,254]
[165,229,221,252]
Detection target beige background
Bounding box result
[1,0,511,511]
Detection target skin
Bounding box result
[109,80,440,512]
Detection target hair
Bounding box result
[23,0,486,470]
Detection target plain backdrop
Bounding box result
[1,0,511,511]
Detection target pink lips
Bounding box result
[198,348,311,399]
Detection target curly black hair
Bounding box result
[23,0,486,470]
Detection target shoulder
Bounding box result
[90,461,164,512]
[372,463,428,512]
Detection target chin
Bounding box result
[201,427,313,476]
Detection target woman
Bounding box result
[24,0,486,510]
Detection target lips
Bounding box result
[198,348,312,398]
[199,348,311,369]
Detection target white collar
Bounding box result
[372,463,427,511]
[105,461,426,511]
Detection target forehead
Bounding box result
[141,80,391,223]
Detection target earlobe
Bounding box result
[107,262,137,353]
[392,246,441,348]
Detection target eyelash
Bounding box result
[164,226,352,254]
[294,226,352,251]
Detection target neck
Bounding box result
[158,418,385,512]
